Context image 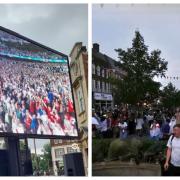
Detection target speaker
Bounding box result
[63,152,85,176]
[0,150,9,176]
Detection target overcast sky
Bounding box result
[0,4,88,56]
[0,4,88,154]
[93,4,180,90]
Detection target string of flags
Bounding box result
[156,75,180,80]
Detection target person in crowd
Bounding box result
[161,118,170,140]
[164,124,180,176]
[118,117,128,140]
[175,108,180,124]
[146,112,154,127]
[0,53,77,136]
[150,120,161,140]
[135,113,144,137]
[128,112,136,135]
[0,118,5,132]
[169,116,176,134]
[99,114,107,138]
[111,115,120,138]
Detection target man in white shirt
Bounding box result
[164,124,180,176]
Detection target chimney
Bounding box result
[93,43,99,53]
[81,46,87,52]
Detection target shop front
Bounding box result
[93,92,113,111]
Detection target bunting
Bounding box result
[156,75,179,80]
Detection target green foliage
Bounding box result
[92,137,167,164]
[161,82,180,109]
[140,137,155,152]
[113,31,168,105]
[31,143,52,173]
[92,138,112,162]
[108,139,129,160]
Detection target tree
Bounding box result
[40,143,53,171]
[113,31,168,105]
[31,143,53,174]
[161,82,180,109]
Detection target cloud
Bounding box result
[0,4,88,55]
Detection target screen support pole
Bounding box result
[7,137,22,176]
[33,138,39,172]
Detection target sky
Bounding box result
[0,4,88,57]
[0,4,88,154]
[93,4,180,90]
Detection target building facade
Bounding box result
[69,42,88,175]
[51,139,81,176]
[92,43,126,111]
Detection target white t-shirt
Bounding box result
[136,118,144,130]
[146,115,153,122]
[101,119,107,132]
[150,126,161,137]
[167,135,180,167]
[118,122,128,130]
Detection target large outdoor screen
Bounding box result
[0,27,78,138]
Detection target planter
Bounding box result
[92,161,161,176]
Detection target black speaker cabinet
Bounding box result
[63,152,85,176]
[0,150,9,176]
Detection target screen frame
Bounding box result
[0,26,79,140]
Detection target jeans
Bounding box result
[120,130,127,139]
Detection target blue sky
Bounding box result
[93,4,180,90]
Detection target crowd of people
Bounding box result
[92,105,180,140]
[0,30,64,61]
[0,57,78,136]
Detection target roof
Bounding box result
[69,42,82,57]
[92,47,126,75]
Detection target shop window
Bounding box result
[76,86,85,113]
[55,148,65,159]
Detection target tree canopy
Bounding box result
[112,31,168,105]
[161,82,180,109]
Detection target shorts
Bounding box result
[168,163,180,176]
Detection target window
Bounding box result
[97,66,100,76]
[74,63,78,76]
[95,81,98,89]
[97,81,101,91]
[109,84,111,92]
[54,139,63,144]
[92,64,95,75]
[106,83,108,92]
[102,69,105,77]
[77,86,85,113]
[67,147,78,154]
[55,148,65,159]
[102,82,105,92]
[106,70,109,78]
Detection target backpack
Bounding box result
[170,134,175,144]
